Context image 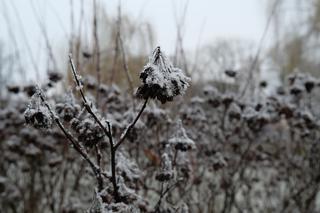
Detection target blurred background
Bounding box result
[0,0,320,96]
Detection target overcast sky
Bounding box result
[0,0,270,81]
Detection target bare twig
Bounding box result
[106,121,120,201]
[68,54,111,139]
[114,98,148,149]
[95,144,103,191]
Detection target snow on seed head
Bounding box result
[7,85,20,94]
[55,92,81,122]
[304,76,317,93]
[228,103,242,121]
[76,118,104,147]
[24,92,53,129]
[23,85,37,97]
[169,120,195,152]
[136,46,191,104]
[155,152,174,182]
[48,70,63,83]
[225,69,237,78]
[116,152,141,181]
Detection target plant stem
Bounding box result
[38,91,103,191]
[69,54,112,140]
[111,146,120,202]
[69,55,148,201]
[114,98,148,149]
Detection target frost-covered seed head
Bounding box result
[169,120,195,152]
[136,46,191,104]
[23,85,37,97]
[290,85,303,96]
[228,103,242,120]
[304,77,316,93]
[55,93,80,122]
[48,71,63,83]
[116,152,141,181]
[222,94,234,107]
[259,80,268,88]
[276,86,286,95]
[7,86,20,94]
[145,106,168,127]
[83,75,98,90]
[24,94,53,129]
[76,119,104,147]
[212,152,228,171]
[155,153,173,182]
[225,69,237,78]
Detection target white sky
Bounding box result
[113,0,267,52]
[0,0,270,81]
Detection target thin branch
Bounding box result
[106,121,120,201]
[114,98,148,149]
[68,54,112,141]
[95,144,103,191]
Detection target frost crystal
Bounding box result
[136,46,191,103]
[169,120,195,152]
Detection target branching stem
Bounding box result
[37,91,103,191]
[68,55,149,201]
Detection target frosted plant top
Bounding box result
[136,46,191,104]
